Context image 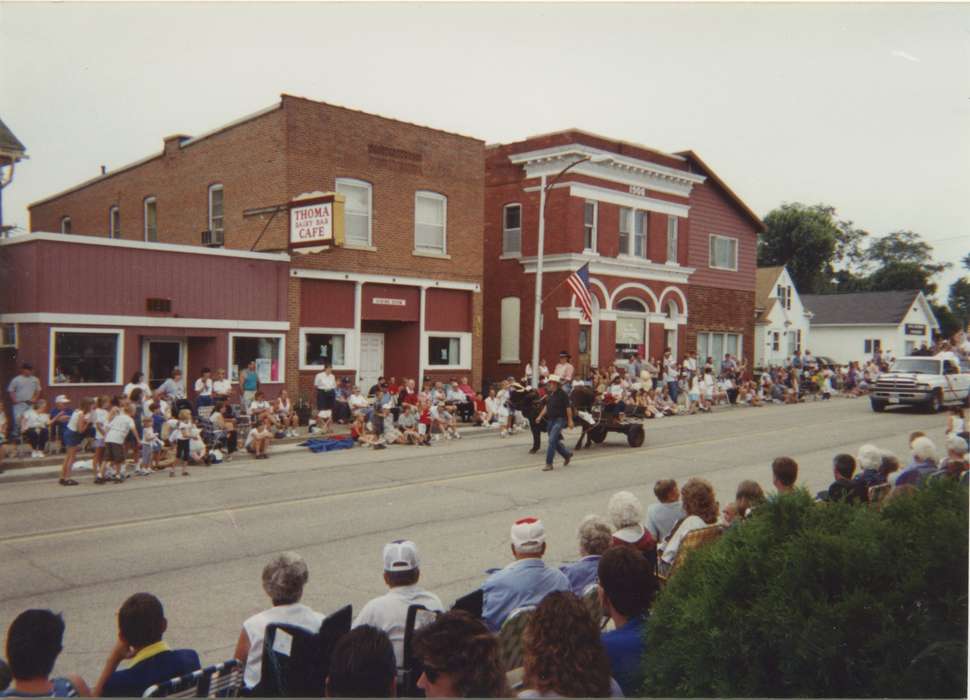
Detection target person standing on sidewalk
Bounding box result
[535,375,573,472]
[7,363,41,441]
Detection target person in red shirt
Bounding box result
[386,376,401,397]
[472,392,488,425]
[401,379,420,407]
[418,400,433,445]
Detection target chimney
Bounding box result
[100,165,106,175]
[163,134,191,156]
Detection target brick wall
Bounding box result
[687,285,755,364]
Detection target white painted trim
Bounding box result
[208,184,224,237]
[423,331,473,371]
[588,277,610,306]
[342,243,378,253]
[583,200,598,252]
[498,253,522,261]
[290,267,480,292]
[412,250,452,260]
[60,216,71,234]
[299,326,357,371]
[502,202,522,256]
[418,287,427,382]
[336,177,373,247]
[569,182,690,218]
[2,231,291,262]
[519,253,693,285]
[108,205,121,239]
[499,296,521,363]
[658,286,689,315]
[228,332,287,384]
[1,312,288,331]
[143,197,157,242]
[141,337,187,386]
[49,326,125,387]
[353,282,363,382]
[608,283,659,312]
[708,234,739,271]
[414,190,447,255]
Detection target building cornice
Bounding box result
[519,253,694,285]
[0,312,288,331]
[290,267,480,292]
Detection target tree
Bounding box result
[932,303,961,339]
[948,278,970,330]
[867,261,939,296]
[860,231,950,297]
[758,203,864,294]
[642,484,968,698]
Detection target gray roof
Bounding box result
[0,117,26,156]
[801,290,921,325]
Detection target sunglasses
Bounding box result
[422,664,447,684]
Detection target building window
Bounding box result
[60,217,71,234]
[144,197,158,242]
[864,338,882,354]
[666,217,678,263]
[502,204,522,255]
[583,201,597,251]
[108,206,121,239]
[633,211,647,258]
[618,207,631,256]
[500,297,521,362]
[615,297,648,359]
[299,328,352,370]
[415,191,447,253]
[772,332,780,352]
[229,333,284,383]
[50,328,123,385]
[208,184,224,239]
[428,336,461,366]
[336,178,372,246]
[709,234,738,271]
[776,284,792,310]
[696,331,742,372]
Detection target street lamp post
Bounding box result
[530,154,610,389]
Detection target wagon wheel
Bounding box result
[626,423,645,448]
[589,424,608,444]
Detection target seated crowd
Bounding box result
[5,432,964,699]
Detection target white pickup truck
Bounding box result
[870,354,970,413]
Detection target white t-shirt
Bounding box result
[22,409,50,431]
[124,382,151,398]
[349,393,368,409]
[213,378,232,396]
[242,603,325,689]
[177,420,193,440]
[195,378,213,397]
[105,414,136,445]
[661,515,709,565]
[315,372,337,391]
[67,409,88,432]
[94,408,110,437]
[249,400,272,414]
[352,585,444,668]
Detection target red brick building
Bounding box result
[17,95,484,403]
[483,131,763,382]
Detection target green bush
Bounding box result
[641,482,968,697]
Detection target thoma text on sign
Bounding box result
[290,202,333,245]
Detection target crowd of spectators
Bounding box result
[4,423,965,698]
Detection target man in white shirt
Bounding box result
[314,366,337,412]
[212,368,232,404]
[352,540,443,668]
[348,386,369,415]
[194,368,215,412]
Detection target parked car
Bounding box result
[870,354,970,413]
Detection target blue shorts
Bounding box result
[63,428,82,448]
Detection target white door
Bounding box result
[358,333,385,391]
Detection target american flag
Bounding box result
[567,263,593,322]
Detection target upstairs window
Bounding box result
[336,178,372,246]
[618,207,631,256]
[633,211,647,258]
[414,191,447,254]
[709,234,738,271]
[144,197,158,242]
[502,204,521,255]
[109,206,121,239]
[208,185,224,239]
[60,217,72,234]
[583,201,597,251]
[666,217,678,263]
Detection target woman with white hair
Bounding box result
[559,515,613,595]
[607,491,656,562]
[233,552,324,692]
[895,436,938,487]
[854,443,887,489]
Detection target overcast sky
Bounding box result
[2,2,967,300]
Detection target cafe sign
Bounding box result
[289,191,345,253]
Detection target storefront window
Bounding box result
[51,329,122,385]
[303,332,346,368]
[428,336,461,366]
[230,334,283,382]
[696,331,742,372]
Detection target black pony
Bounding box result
[507,384,600,453]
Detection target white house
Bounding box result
[801,290,940,364]
[754,266,813,368]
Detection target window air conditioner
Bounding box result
[201,229,225,247]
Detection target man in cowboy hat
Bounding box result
[553,351,575,392]
[535,375,573,471]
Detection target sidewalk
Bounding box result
[0,422,502,483]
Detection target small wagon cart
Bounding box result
[584,411,646,448]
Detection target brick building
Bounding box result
[16,95,484,404]
[483,131,763,382]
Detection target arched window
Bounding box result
[616,297,648,313]
[108,206,120,239]
[144,197,158,241]
[615,297,648,360]
[665,299,679,320]
[60,216,72,234]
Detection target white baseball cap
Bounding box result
[54,395,70,404]
[383,540,420,572]
[510,517,546,553]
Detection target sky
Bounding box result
[1,1,968,301]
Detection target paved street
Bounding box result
[0,397,950,682]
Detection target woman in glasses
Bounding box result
[412,611,506,698]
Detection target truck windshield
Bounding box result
[890,359,940,374]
